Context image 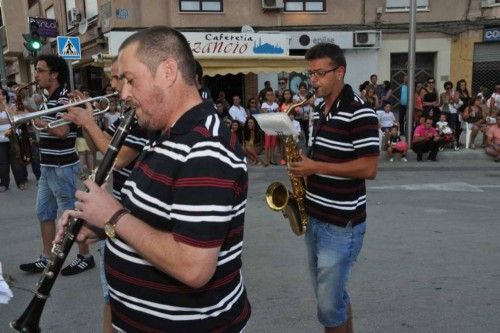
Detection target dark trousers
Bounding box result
[0,142,28,188]
[398,105,407,135]
[412,139,440,160]
[29,141,41,180]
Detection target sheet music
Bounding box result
[253,113,300,136]
[0,262,14,304]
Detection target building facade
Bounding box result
[1,0,499,102]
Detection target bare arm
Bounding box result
[63,105,139,169]
[289,152,378,180]
[56,180,220,288]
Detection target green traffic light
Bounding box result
[31,40,42,50]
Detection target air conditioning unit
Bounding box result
[262,0,284,11]
[67,7,82,26]
[354,31,378,47]
[481,0,498,7]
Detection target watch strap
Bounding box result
[107,208,130,228]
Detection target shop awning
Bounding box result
[196,55,307,76]
[88,54,307,77]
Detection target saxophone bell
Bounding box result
[265,182,305,236]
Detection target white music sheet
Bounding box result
[253,113,300,136]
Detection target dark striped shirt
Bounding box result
[306,84,379,227]
[38,87,79,167]
[105,102,250,332]
[105,117,148,200]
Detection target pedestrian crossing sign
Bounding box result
[56,36,81,60]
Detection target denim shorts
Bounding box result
[36,163,79,222]
[98,240,110,303]
[305,217,366,327]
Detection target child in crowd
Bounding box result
[436,113,456,150]
[387,126,408,162]
[261,88,279,166]
[377,103,398,149]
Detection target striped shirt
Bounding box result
[306,84,379,227]
[105,102,250,332]
[38,87,79,167]
[105,117,149,200]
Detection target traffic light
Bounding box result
[23,21,45,56]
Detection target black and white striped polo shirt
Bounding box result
[105,101,250,332]
[38,86,79,167]
[306,84,379,227]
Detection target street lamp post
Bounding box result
[406,0,417,144]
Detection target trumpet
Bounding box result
[7,92,118,130]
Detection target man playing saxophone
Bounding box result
[289,43,379,333]
[19,54,95,276]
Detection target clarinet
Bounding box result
[10,108,137,333]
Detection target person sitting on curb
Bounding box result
[412,117,441,161]
[387,125,408,162]
[485,113,500,162]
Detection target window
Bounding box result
[45,6,55,19]
[179,0,223,12]
[385,0,429,12]
[84,0,98,19]
[284,0,325,12]
[481,0,500,7]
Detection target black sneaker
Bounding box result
[61,254,95,276]
[19,255,48,273]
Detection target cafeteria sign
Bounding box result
[184,32,289,57]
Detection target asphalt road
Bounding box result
[1,148,499,333]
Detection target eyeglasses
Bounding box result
[307,66,341,79]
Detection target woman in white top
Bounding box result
[293,82,314,144]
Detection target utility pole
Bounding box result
[0,26,7,87]
[406,0,417,144]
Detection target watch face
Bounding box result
[104,223,116,239]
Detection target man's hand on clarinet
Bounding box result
[73,180,124,229]
[54,210,102,245]
[288,150,318,177]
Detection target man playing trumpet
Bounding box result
[19,54,94,276]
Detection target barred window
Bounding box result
[284,0,325,12]
[179,0,223,12]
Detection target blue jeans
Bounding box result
[98,240,110,303]
[36,163,79,222]
[305,217,366,327]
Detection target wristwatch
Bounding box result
[104,208,130,239]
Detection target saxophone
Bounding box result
[265,91,314,236]
[10,81,37,164]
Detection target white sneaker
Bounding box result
[401,157,408,162]
[389,157,394,162]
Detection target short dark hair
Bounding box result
[425,117,433,123]
[195,60,203,85]
[119,26,196,85]
[298,82,308,90]
[36,54,69,86]
[370,74,377,80]
[305,43,346,69]
[444,81,453,89]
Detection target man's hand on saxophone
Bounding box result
[288,150,318,177]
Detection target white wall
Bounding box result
[344,49,379,91]
[378,37,452,88]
